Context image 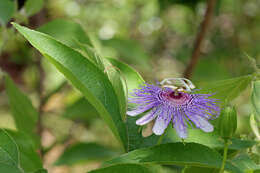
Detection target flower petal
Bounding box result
[174,118,187,139]
[186,111,213,132]
[127,103,155,116]
[136,109,158,125]
[152,110,171,135]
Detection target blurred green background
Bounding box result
[0,0,260,172]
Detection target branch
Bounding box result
[183,0,217,79]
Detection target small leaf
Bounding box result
[55,143,119,165]
[6,130,42,172]
[4,75,38,138]
[105,143,243,173]
[0,0,16,25]
[88,164,155,173]
[13,23,128,151]
[25,0,44,17]
[0,129,19,167]
[198,75,252,104]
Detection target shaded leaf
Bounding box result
[0,0,16,25]
[198,75,252,104]
[63,97,99,123]
[231,154,260,172]
[183,166,217,173]
[105,143,243,173]
[55,143,119,165]
[25,0,44,17]
[4,75,38,138]
[13,23,128,151]
[32,169,48,173]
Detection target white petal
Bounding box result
[136,109,157,125]
[174,116,187,139]
[127,103,155,116]
[187,113,213,132]
[152,116,170,135]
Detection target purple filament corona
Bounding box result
[127,83,220,139]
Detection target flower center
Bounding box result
[160,90,191,106]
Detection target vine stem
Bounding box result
[183,0,217,79]
[219,139,230,173]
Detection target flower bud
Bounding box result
[218,106,237,139]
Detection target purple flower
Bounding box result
[127,81,220,139]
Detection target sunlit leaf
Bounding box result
[251,81,260,121]
[13,23,128,151]
[105,143,243,173]
[231,154,260,172]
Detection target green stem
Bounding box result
[157,131,166,145]
[219,139,230,173]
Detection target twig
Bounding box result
[183,0,217,79]
[36,54,45,157]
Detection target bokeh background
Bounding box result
[0,0,259,172]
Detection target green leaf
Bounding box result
[55,143,119,165]
[251,81,260,120]
[105,143,243,173]
[0,129,19,167]
[231,154,260,172]
[6,130,42,172]
[0,0,16,25]
[63,97,99,123]
[107,58,144,92]
[37,19,92,49]
[0,129,44,173]
[88,164,155,173]
[198,75,252,104]
[4,75,38,138]
[13,23,128,151]
[25,0,44,17]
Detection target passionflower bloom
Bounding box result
[127,78,220,139]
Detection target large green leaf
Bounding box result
[0,0,16,25]
[25,0,44,17]
[198,75,252,104]
[37,19,92,48]
[13,23,128,150]
[32,169,48,173]
[105,143,243,173]
[4,75,38,137]
[88,164,155,173]
[55,143,119,165]
[183,166,217,173]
